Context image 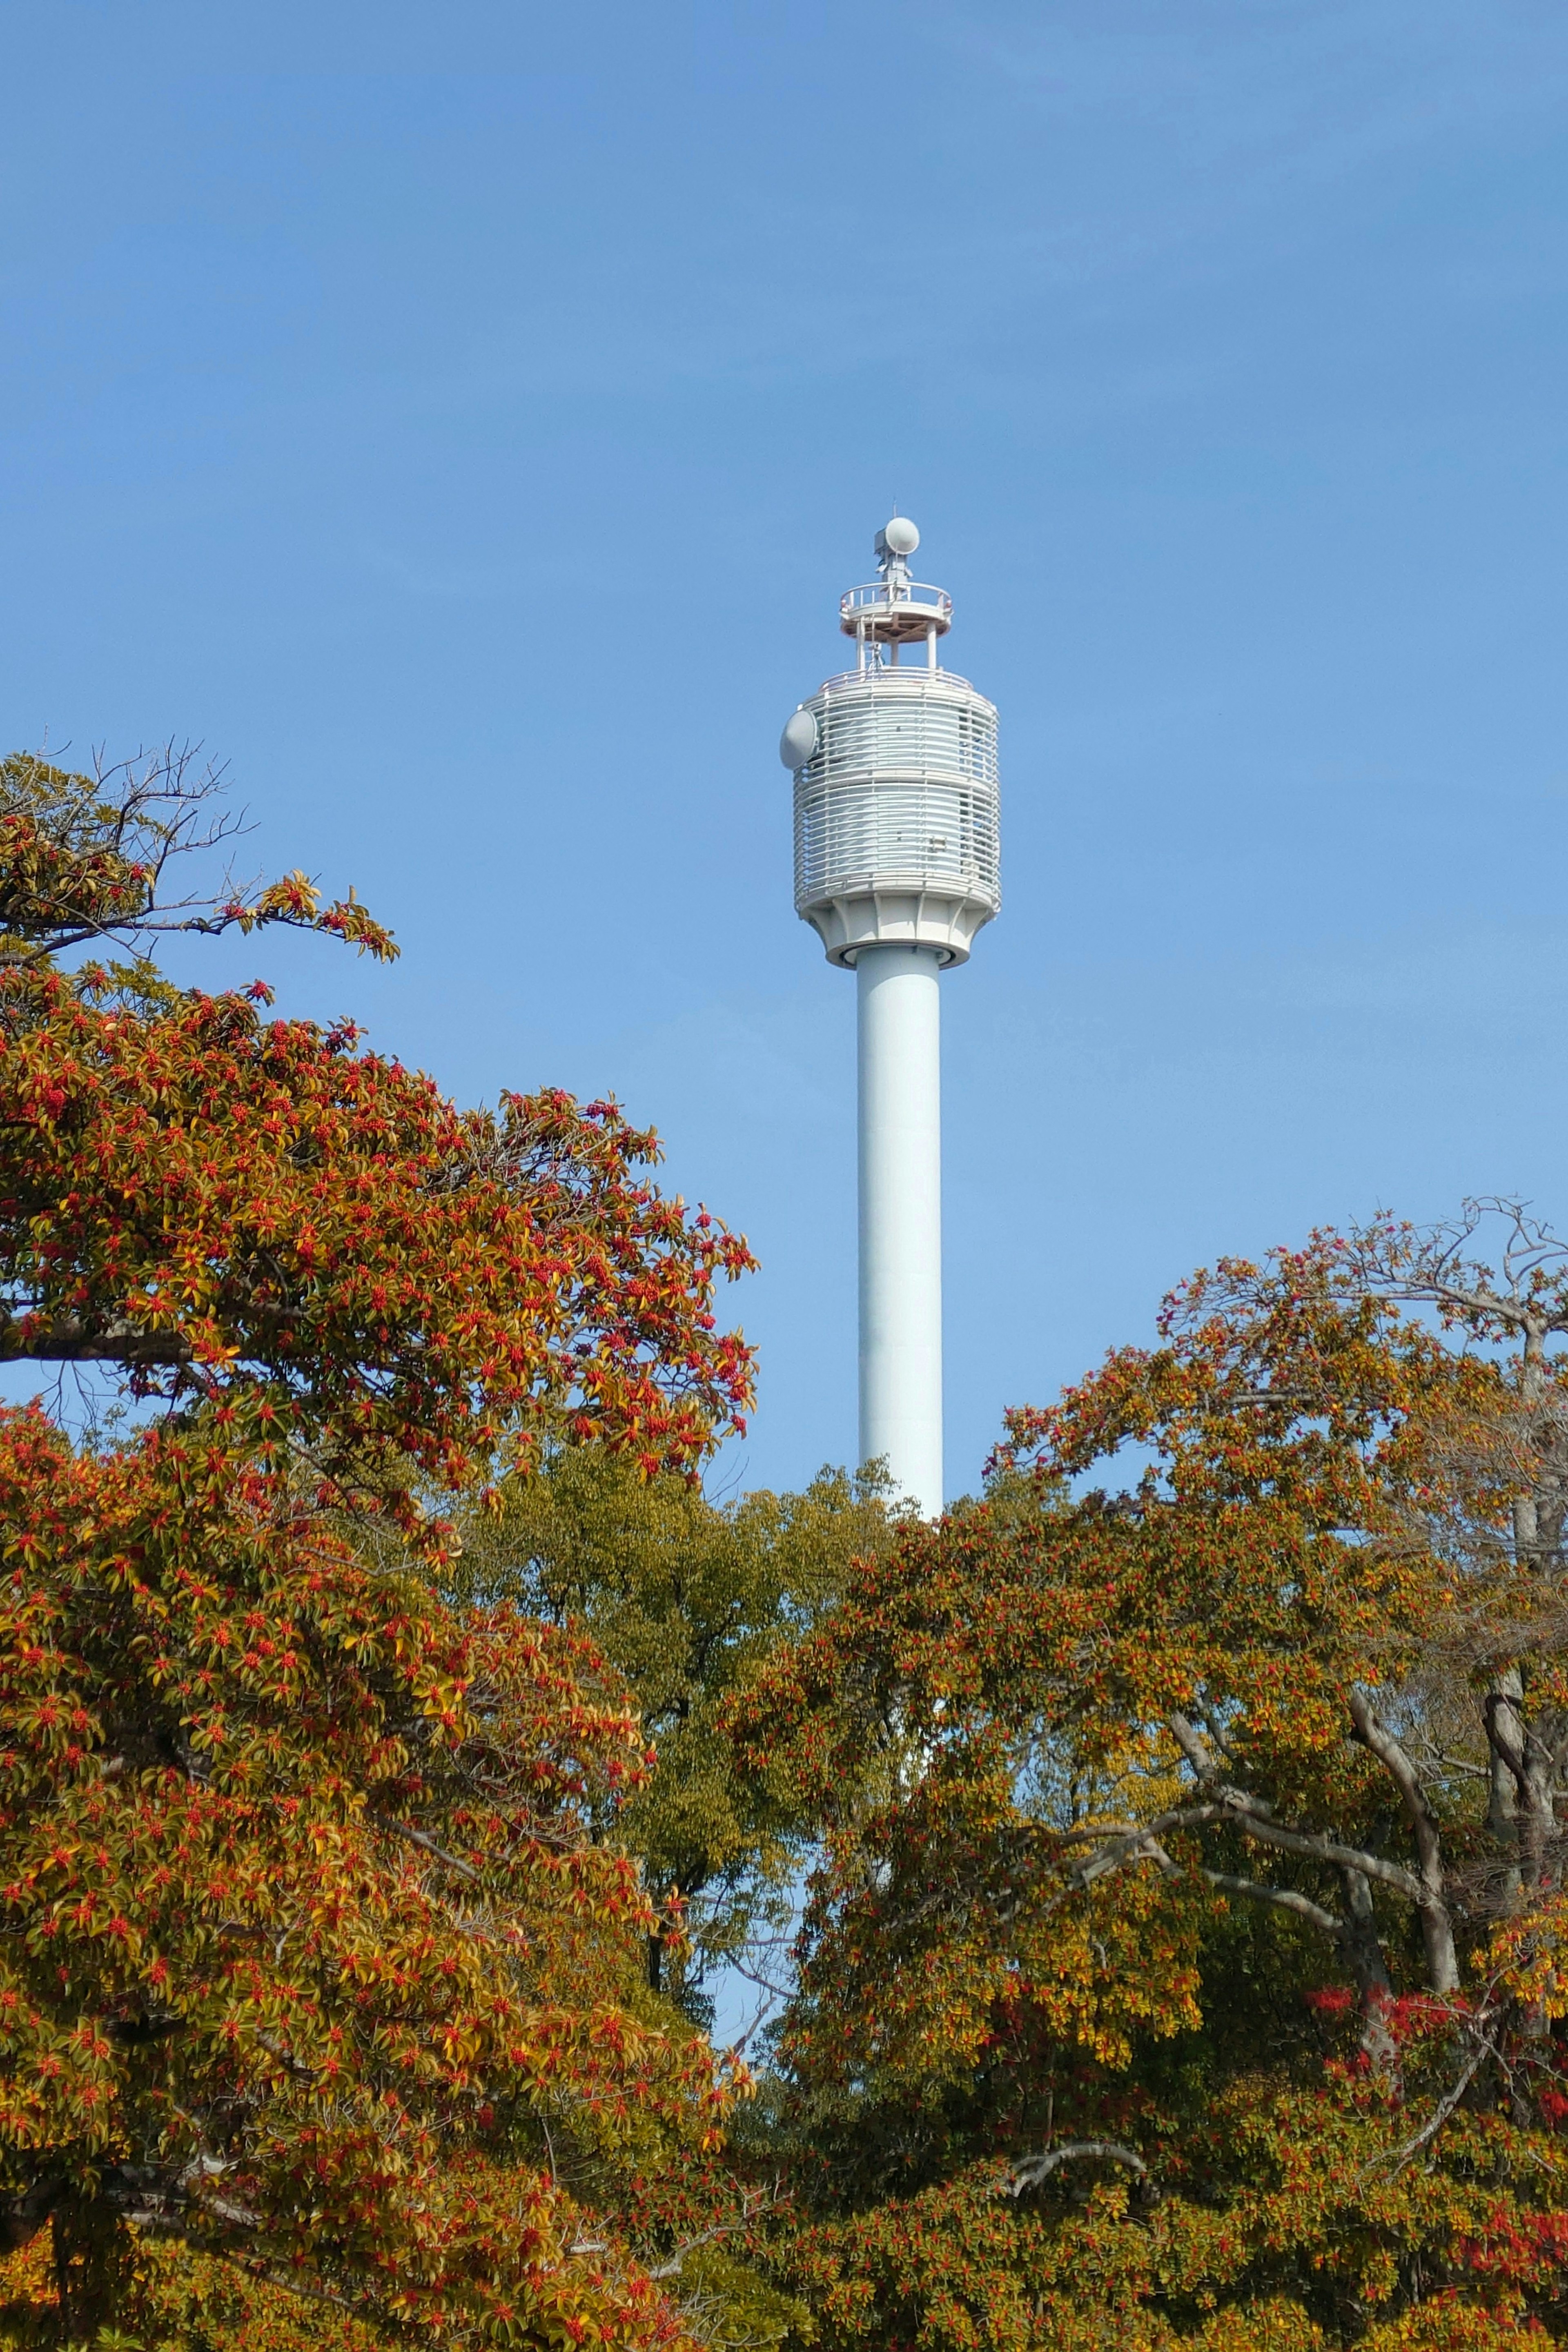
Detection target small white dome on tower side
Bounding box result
[779,707,819,768]
[881,514,920,557]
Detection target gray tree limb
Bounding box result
[1005,2143,1148,2195]
[1348,1689,1459,1993]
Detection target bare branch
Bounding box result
[374,1813,483,1884]
[1004,2142,1148,2196]
[0,1314,192,1368]
[646,2190,784,2280]
[1068,1797,1423,1905]
[1230,1808,1424,1901]
[1169,1711,1221,1780]
[1202,1871,1343,1938]
[1363,2033,1492,2177]
[1349,1689,1459,1992]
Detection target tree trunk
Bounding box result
[1486,1668,1525,1906]
[1347,1691,1459,1994]
[1485,1669,1559,1895]
[1340,1866,1398,2077]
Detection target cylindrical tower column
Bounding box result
[857,943,943,1515]
[782,514,1000,1521]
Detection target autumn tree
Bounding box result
[731,1205,1568,2350]
[0,746,393,973]
[0,751,761,2347]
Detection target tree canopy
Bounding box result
[0,752,759,2347]
[445,1452,894,2026]
[730,1209,1568,2350]
[10,748,1568,2352]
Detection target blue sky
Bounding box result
[3,0,1566,1501]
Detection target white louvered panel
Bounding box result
[794,780,1000,907]
[792,669,1001,914]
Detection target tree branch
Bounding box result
[1067,1798,1423,1904]
[374,1812,483,1883]
[1168,1711,1220,1780]
[1362,2032,1492,2176]
[1004,2143,1148,2196]
[646,2192,784,2280]
[1202,1871,1343,1938]
[0,1314,193,1366]
[1349,1689,1459,1992]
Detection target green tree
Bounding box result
[446,1450,895,2027]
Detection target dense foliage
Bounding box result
[0,754,758,2347]
[732,1212,1568,2350]
[445,1453,894,2024]
[0,1412,726,2341]
[10,746,1568,2352]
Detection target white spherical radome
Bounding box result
[779,707,820,769]
[881,514,920,557]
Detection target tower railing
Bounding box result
[840,580,953,626]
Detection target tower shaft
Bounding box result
[857,944,943,1516]
[783,514,999,1522]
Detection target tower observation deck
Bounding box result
[780,519,1002,1518]
[783,522,1000,965]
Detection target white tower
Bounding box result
[780,518,1000,1518]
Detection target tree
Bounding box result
[0,751,759,2345]
[0,1412,725,2343]
[445,1454,894,2027]
[731,1208,1568,2349]
[0,746,394,973]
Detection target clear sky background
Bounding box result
[2,0,1566,1503]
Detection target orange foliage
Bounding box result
[0,757,757,2344]
[0,964,753,1551]
[732,1228,1568,2348]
